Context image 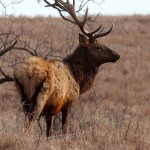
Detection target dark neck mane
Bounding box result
[63,46,99,94]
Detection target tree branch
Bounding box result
[0,41,17,57]
[13,46,36,56]
[0,68,14,85]
[0,77,14,84]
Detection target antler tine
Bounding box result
[74,7,91,36]
[44,0,65,11]
[59,1,90,35]
[88,24,103,35]
[44,0,90,36]
[44,0,113,39]
[93,24,113,39]
[82,7,88,27]
[73,0,75,5]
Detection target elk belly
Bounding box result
[44,97,65,115]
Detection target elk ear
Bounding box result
[79,33,87,45]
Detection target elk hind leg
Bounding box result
[27,94,48,130]
[14,79,30,128]
[61,105,72,134]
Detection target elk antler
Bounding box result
[44,0,113,40]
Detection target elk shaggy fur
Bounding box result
[14,34,120,136]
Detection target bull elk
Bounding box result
[14,0,120,137]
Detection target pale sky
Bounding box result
[0,0,150,16]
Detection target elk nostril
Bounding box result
[111,52,120,62]
[113,52,120,59]
[117,54,120,59]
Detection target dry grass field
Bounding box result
[0,15,150,149]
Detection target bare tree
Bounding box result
[0,1,58,85]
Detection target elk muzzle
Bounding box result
[111,51,120,63]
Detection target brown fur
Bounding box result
[14,34,120,137]
[64,45,99,94]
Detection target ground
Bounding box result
[0,15,150,149]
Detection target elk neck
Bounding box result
[63,45,100,94]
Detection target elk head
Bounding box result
[44,0,120,66]
[78,33,120,66]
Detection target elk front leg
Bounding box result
[61,104,72,134]
[45,115,53,137]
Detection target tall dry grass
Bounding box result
[0,15,150,150]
